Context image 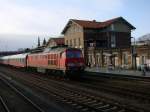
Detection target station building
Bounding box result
[132,41,150,69]
[61,17,139,69]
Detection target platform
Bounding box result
[85,67,150,77]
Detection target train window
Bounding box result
[51,60,53,65]
[53,54,55,59]
[66,50,82,58]
[51,54,53,59]
[51,54,54,59]
[49,55,51,59]
[54,54,56,59]
[48,60,50,65]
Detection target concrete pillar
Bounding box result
[118,50,122,67]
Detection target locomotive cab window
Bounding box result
[66,50,82,58]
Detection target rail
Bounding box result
[0,76,45,112]
[0,96,10,112]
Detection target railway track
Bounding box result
[69,78,150,103]
[0,96,10,112]
[0,69,145,112]
[0,66,150,111]
[81,73,150,102]
[31,75,150,111]
[0,76,45,112]
[29,70,150,103]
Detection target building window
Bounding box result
[78,38,81,46]
[66,40,68,45]
[77,27,82,32]
[111,34,116,48]
[71,27,74,34]
[123,53,128,65]
[74,39,76,47]
[111,24,115,31]
[74,26,77,32]
[141,56,146,64]
[70,40,72,46]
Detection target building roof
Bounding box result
[47,37,64,45]
[62,17,136,34]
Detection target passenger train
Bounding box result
[0,46,85,77]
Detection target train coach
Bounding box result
[27,47,85,76]
[0,53,28,67]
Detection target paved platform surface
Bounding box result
[85,67,150,77]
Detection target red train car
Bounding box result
[27,47,85,76]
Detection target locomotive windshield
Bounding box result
[66,50,82,58]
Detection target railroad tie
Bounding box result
[117,109,126,112]
[90,102,103,107]
[80,108,89,112]
[96,104,110,110]
[85,100,97,104]
[76,105,83,109]
[102,106,118,112]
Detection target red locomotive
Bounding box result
[0,46,85,77]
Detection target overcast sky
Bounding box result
[0,0,150,51]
